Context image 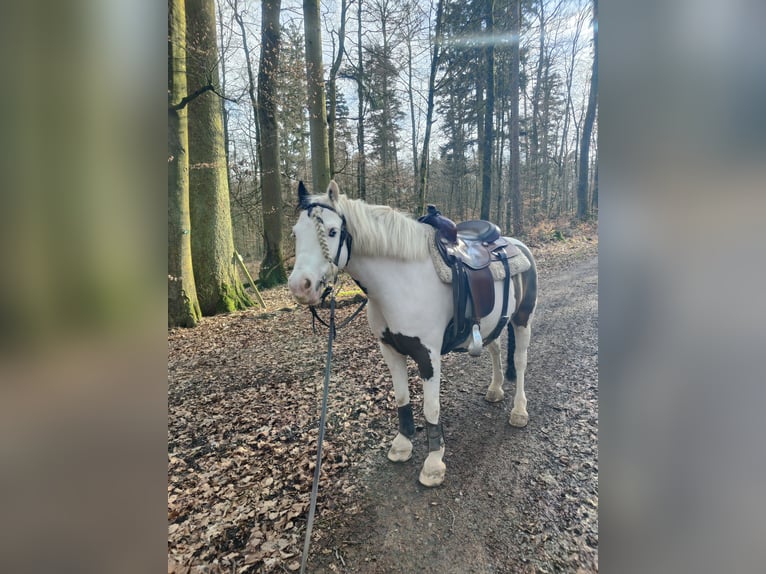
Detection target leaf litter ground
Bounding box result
[169,230,598,573]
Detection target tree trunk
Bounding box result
[509,0,523,235]
[217,0,231,171]
[328,0,348,177]
[304,0,331,192]
[480,0,495,220]
[186,0,252,314]
[577,0,598,221]
[417,0,444,213]
[591,157,598,213]
[232,0,262,191]
[541,56,551,217]
[258,0,288,288]
[406,27,418,202]
[168,0,201,327]
[356,0,367,200]
[529,1,545,221]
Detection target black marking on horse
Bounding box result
[506,321,517,381]
[380,328,434,380]
[297,180,311,210]
[426,421,444,452]
[398,404,415,438]
[511,241,537,328]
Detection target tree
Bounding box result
[186,0,252,314]
[480,0,495,220]
[417,0,444,213]
[168,0,202,327]
[258,0,288,287]
[356,0,367,199]
[304,0,332,192]
[231,0,262,189]
[327,0,349,177]
[277,23,310,183]
[577,0,597,221]
[365,40,405,203]
[509,0,523,234]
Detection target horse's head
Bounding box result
[288,180,352,306]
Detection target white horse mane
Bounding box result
[311,193,430,261]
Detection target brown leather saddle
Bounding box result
[419,205,520,355]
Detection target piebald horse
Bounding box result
[288,181,537,487]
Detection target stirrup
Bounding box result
[468,323,483,357]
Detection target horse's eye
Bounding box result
[329,228,338,238]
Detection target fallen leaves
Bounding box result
[168,289,395,573]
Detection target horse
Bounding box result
[288,180,538,487]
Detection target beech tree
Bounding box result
[304,0,332,192]
[169,0,202,328]
[257,0,288,287]
[186,0,252,314]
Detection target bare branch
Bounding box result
[169,83,238,111]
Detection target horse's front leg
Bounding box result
[379,342,414,462]
[420,351,446,487]
[484,339,505,402]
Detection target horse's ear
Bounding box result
[327,180,341,205]
[298,180,310,209]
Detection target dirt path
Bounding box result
[309,253,598,573]
[168,241,597,574]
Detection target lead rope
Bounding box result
[300,293,334,574]
[300,209,339,574]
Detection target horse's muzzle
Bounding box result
[288,271,322,306]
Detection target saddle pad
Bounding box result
[425,227,531,284]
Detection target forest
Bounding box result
[168,0,598,327]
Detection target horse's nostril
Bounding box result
[304,278,312,290]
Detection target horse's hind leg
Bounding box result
[508,250,537,428]
[484,339,505,402]
[379,342,414,462]
[509,319,532,427]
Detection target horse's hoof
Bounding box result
[418,452,446,487]
[387,433,413,462]
[510,410,529,427]
[484,387,504,402]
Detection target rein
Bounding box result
[299,201,365,573]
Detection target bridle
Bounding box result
[301,201,366,334]
[304,202,353,294]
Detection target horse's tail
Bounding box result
[505,320,516,381]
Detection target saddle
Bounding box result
[419,205,520,356]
